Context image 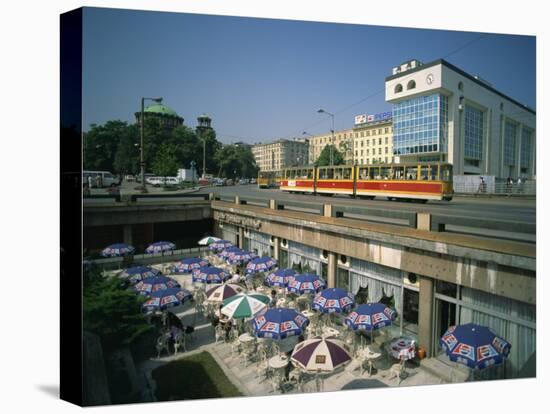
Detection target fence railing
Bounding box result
[453,181,535,196]
[331,204,417,228]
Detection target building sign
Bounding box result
[355,111,392,125]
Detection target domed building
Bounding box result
[134,102,184,129]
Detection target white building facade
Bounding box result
[385,59,536,179]
[251,139,309,172]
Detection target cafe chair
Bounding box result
[155,335,170,359]
[173,333,186,354]
[388,361,405,385]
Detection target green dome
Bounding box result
[144,103,179,117]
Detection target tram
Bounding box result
[257,170,281,189]
[280,162,453,202]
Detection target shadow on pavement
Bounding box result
[341,379,388,390]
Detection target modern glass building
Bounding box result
[385,59,536,179]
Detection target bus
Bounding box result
[280,162,453,202]
[83,170,121,188]
[258,170,281,189]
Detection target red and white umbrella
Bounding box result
[204,283,245,304]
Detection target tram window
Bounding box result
[405,166,417,180]
[430,165,438,180]
[358,167,368,179]
[393,166,405,180]
[319,168,327,179]
[327,168,334,179]
[307,169,313,179]
[334,168,342,179]
[369,167,379,179]
[440,165,452,181]
[343,168,352,180]
[300,169,308,179]
[420,166,430,180]
[380,166,391,179]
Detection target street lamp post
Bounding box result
[317,109,335,165]
[303,131,314,165]
[139,96,163,192]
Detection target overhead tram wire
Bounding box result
[281,32,492,141]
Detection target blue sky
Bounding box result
[83,7,536,143]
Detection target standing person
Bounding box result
[87,174,93,189]
[517,177,523,194]
[477,176,485,195]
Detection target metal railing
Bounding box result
[453,181,535,196]
[332,204,417,228]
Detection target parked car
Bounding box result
[125,174,135,182]
[226,179,234,186]
[238,178,249,185]
[214,178,225,187]
[249,178,257,184]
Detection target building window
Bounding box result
[464,105,484,161]
[378,148,381,155]
[378,138,382,145]
[385,127,388,133]
[361,132,364,137]
[366,131,370,136]
[360,141,364,147]
[360,150,364,156]
[385,147,388,154]
[407,80,416,90]
[395,84,403,93]
[367,140,370,146]
[385,137,388,144]
[458,81,464,91]
[378,129,382,134]
[521,128,533,169]
[504,120,517,166]
[367,149,369,155]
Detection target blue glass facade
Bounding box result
[520,128,532,168]
[392,94,448,156]
[464,105,484,160]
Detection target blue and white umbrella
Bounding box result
[120,266,161,284]
[287,274,326,295]
[101,243,135,257]
[173,257,209,274]
[209,239,233,251]
[265,268,297,287]
[142,288,193,313]
[312,288,355,314]
[134,275,180,295]
[440,323,511,370]
[252,308,310,340]
[246,256,277,274]
[145,241,176,254]
[227,250,257,265]
[192,266,230,284]
[217,246,243,259]
[345,303,397,332]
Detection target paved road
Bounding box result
[198,184,536,225]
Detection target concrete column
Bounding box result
[269,199,277,210]
[327,252,337,288]
[273,236,280,260]
[418,275,435,358]
[123,224,133,246]
[235,196,240,205]
[416,213,431,231]
[323,204,333,217]
[238,227,244,249]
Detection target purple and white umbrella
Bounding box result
[227,250,257,265]
[134,275,180,295]
[217,246,243,259]
[204,283,245,304]
[345,303,397,332]
[246,256,277,274]
[101,243,135,257]
[145,241,176,254]
[290,337,352,373]
[252,307,309,340]
[209,240,233,251]
[265,268,297,287]
[192,266,230,284]
[287,274,326,295]
[119,266,161,284]
[312,288,355,314]
[142,288,193,313]
[173,257,209,274]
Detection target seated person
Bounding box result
[270,289,278,308]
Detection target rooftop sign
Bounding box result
[354,111,392,125]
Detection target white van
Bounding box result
[83,171,120,188]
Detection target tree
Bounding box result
[84,120,130,171]
[214,144,259,179]
[314,144,345,166]
[83,266,152,351]
[113,124,140,175]
[152,143,179,179]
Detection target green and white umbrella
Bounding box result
[198,236,221,246]
[221,293,270,320]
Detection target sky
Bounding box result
[82,7,536,144]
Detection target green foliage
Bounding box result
[152,143,179,178]
[314,144,345,166]
[84,120,132,172]
[214,144,259,179]
[152,352,243,400]
[83,267,152,351]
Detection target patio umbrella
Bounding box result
[101,243,135,257]
[265,268,297,287]
[145,241,176,254]
[312,288,355,314]
[204,283,245,304]
[251,307,309,340]
[142,287,193,313]
[192,266,230,284]
[209,239,233,251]
[217,246,243,259]
[290,336,352,373]
[221,293,270,320]
[134,275,180,295]
[246,256,277,274]
[345,302,397,343]
[173,257,209,274]
[198,236,220,246]
[119,265,161,284]
[287,274,326,295]
[227,250,257,265]
[440,323,511,370]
